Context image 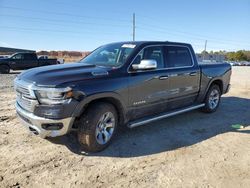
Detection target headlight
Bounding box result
[35,87,73,104]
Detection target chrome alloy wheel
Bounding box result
[95,112,115,145]
[208,89,220,109]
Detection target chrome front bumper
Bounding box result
[15,102,75,138]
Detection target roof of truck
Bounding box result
[110,41,192,46]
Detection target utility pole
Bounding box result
[204,40,207,52]
[203,40,207,61]
[132,13,135,41]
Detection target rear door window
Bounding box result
[24,53,36,60]
[165,46,193,68]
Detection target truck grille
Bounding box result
[14,79,38,112]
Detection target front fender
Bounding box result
[72,91,127,118]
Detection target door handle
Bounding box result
[189,72,197,76]
[159,76,169,80]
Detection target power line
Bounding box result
[136,20,250,46]
[1,26,124,36]
[0,6,131,23]
[137,25,250,47]
[1,6,249,51]
[0,14,131,28]
[1,5,248,46]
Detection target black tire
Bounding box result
[201,84,221,113]
[0,65,10,74]
[78,102,118,152]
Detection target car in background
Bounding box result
[241,61,250,66]
[39,55,64,64]
[0,55,9,59]
[0,52,59,73]
[38,55,49,60]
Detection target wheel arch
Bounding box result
[73,93,127,127]
[198,78,224,103]
[0,63,10,68]
[0,63,11,73]
[211,79,223,93]
[203,79,223,101]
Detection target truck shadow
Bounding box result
[48,96,250,157]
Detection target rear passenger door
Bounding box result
[23,53,38,69]
[164,46,200,110]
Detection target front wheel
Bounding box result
[0,65,10,74]
[201,84,221,113]
[77,102,118,152]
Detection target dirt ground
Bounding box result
[0,67,249,188]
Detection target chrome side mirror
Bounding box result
[132,59,157,70]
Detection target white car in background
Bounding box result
[0,55,9,59]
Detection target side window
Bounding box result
[132,46,165,69]
[24,53,36,60]
[12,54,24,60]
[165,46,193,68]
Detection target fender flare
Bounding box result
[72,92,127,120]
[199,77,223,102]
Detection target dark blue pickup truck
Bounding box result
[14,41,231,152]
[0,52,58,73]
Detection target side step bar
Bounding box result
[128,103,205,128]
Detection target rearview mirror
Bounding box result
[132,59,157,70]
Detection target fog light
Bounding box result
[42,123,63,130]
[34,105,64,119]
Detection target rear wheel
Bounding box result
[77,102,118,152]
[0,65,10,74]
[201,84,221,113]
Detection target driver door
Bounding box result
[9,54,24,70]
[127,46,170,120]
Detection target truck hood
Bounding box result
[18,62,110,87]
[0,57,9,62]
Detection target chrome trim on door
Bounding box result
[189,72,198,76]
[159,76,169,80]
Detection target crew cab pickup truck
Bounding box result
[14,41,231,152]
[0,52,59,73]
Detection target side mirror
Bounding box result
[132,59,157,70]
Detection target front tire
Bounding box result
[201,84,221,113]
[0,65,10,74]
[77,102,118,152]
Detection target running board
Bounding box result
[128,103,205,128]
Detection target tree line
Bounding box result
[201,50,250,61]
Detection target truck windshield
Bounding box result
[80,43,136,67]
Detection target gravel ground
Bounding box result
[0,67,249,188]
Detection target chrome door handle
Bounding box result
[189,72,197,76]
[159,76,169,80]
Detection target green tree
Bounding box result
[235,51,247,61]
[226,52,236,61]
